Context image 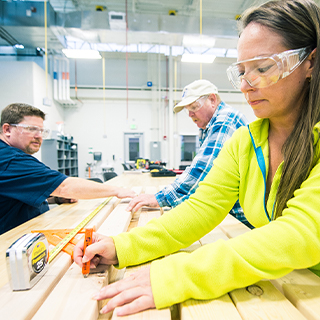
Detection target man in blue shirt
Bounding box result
[0,103,135,235]
[127,79,251,226]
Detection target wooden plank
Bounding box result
[271,269,320,320]
[0,197,119,320]
[111,304,171,319]
[2,175,319,320]
[158,185,172,215]
[179,241,202,252]
[32,262,107,320]
[137,210,161,227]
[221,215,311,319]
[119,186,143,205]
[111,265,171,320]
[180,295,242,320]
[219,214,250,239]
[107,174,174,191]
[180,221,230,254]
[32,199,134,320]
[110,206,171,320]
[0,199,100,288]
[144,186,158,195]
[220,215,320,318]
[230,280,307,319]
[0,253,71,320]
[127,186,161,230]
[180,225,241,320]
[200,226,230,245]
[127,209,141,231]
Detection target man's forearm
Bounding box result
[51,177,120,199]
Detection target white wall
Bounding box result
[0,56,255,179]
[62,88,255,178]
[68,55,242,90]
[63,89,157,177]
[0,61,34,106]
[0,61,65,161]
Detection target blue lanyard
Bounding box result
[248,127,275,222]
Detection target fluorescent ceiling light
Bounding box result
[14,44,24,49]
[226,48,238,58]
[183,35,216,48]
[62,49,102,59]
[181,54,216,63]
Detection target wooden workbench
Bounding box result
[0,172,319,320]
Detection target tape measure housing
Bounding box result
[6,233,49,291]
[6,198,111,291]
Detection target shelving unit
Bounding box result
[41,139,78,177]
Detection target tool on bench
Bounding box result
[30,227,95,259]
[136,158,148,169]
[6,232,49,291]
[82,228,93,278]
[6,198,111,291]
[43,197,111,263]
[150,168,177,177]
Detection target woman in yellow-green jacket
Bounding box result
[74,0,320,316]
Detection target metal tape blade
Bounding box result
[48,198,111,263]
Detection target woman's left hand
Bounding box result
[93,266,155,316]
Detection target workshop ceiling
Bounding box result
[50,0,252,18]
[0,0,288,57]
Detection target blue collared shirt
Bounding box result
[0,139,67,234]
[155,101,250,225]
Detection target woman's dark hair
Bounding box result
[239,0,320,219]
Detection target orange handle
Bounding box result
[82,228,93,277]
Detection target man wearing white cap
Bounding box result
[127,79,250,226]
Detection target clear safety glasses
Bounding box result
[10,124,50,139]
[226,47,311,90]
[184,95,209,115]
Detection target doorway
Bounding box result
[180,134,199,168]
[124,133,144,162]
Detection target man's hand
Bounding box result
[116,187,137,199]
[126,194,160,212]
[47,196,78,205]
[93,266,155,316]
[56,197,78,204]
[73,232,118,268]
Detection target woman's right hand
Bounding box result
[73,232,118,268]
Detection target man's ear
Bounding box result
[208,93,217,106]
[2,123,12,137]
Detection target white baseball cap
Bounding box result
[173,79,219,113]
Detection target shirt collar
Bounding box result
[248,118,269,148]
[199,101,224,143]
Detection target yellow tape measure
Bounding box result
[48,198,111,263]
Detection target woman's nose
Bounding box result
[240,76,254,93]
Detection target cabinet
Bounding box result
[41,139,78,177]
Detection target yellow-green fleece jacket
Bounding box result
[112,118,320,309]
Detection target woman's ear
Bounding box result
[306,48,317,78]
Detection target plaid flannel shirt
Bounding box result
[155,101,251,226]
